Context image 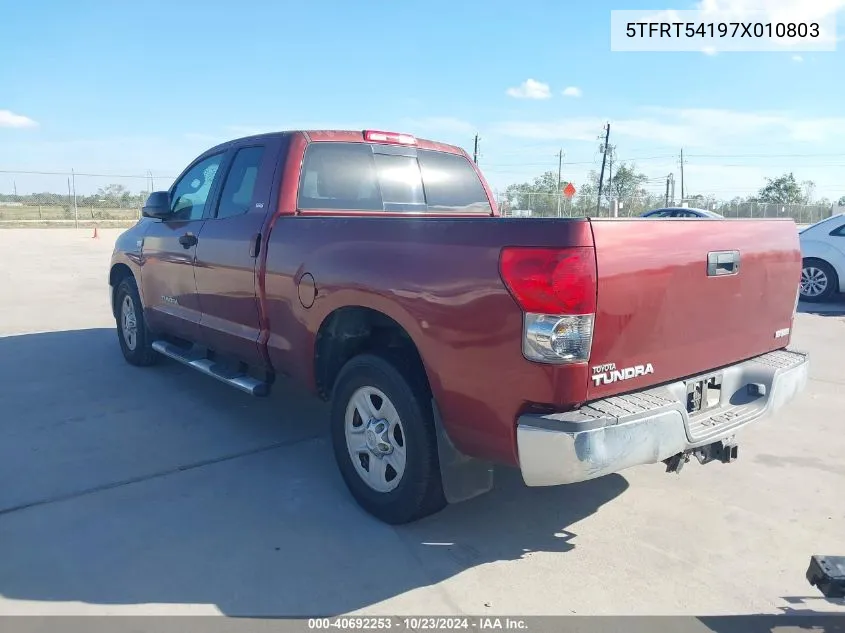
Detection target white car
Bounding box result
[799,213,845,302]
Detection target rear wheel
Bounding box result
[114,277,158,366]
[330,354,445,524]
[800,259,838,303]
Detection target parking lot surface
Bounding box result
[0,228,843,616]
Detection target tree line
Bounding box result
[500,165,845,218]
[0,184,148,209]
[3,171,843,217]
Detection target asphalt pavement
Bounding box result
[0,229,843,617]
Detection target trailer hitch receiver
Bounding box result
[664,439,739,474]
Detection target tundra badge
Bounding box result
[775,327,790,339]
[591,362,655,386]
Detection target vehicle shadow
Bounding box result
[797,296,845,317]
[698,598,845,632]
[698,615,845,633]
[0,327,630,616]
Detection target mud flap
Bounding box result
[431,399,494,504]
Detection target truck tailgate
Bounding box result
[586,218,801,401]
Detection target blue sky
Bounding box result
[1,0,844,202]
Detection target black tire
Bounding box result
[330,353,446,524]
[114,276,158,367]
[800,258,838,303]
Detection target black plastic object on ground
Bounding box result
[807,555,845,598]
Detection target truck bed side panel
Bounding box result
[263,217,594,466]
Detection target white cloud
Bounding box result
[493,107,845,148]
[0,109,38,129]
[793,55,804,62]
[506,79,551,100]
[561,86,582,98]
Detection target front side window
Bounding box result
[215,146,265,219]
[297,142,491,213]
[170,153,225,221]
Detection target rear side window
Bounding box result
[417,150,491,213]
[216,146,265,219]
[297,142,491,213]
[830,223,845,236]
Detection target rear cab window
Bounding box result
[297,142,492,214]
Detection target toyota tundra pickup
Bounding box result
[109,129,809,524]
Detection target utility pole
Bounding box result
[665,174,671,207]
[596,123,611,215]
[556,148,564,217]
[606,144,616,206]
[71,168,78,229]
[472,134,480,164]
[13,180,17,197]
[679,148,685,202]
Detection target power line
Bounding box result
[481,160,597,168]
[481,155,673,168]
[0,169,176,179]
[666,160,845,167]
[686,152,845,158]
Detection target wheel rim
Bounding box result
[801,266,828,297]
[121,295,138,351]
[344,386,407,493]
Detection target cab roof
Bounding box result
[207,129,466,157]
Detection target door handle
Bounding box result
[179,233,198,249]
[248,233,261,258]
[707,250,740,276]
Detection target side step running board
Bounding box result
[151,340,269,397]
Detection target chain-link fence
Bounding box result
[0,171,175,228]
[2,170,838,228]
[497,191,836,225]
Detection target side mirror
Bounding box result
[142,191,172,219]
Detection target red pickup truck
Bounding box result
[109,129,809,524]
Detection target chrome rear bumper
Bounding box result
[516,349,809,486]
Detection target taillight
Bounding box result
[499,247,597,364]
[363,130,417,145]
[499,247,596,315]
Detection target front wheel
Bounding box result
[330,354,445,524]
[114,277,158,366]
[800,259,838,303]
